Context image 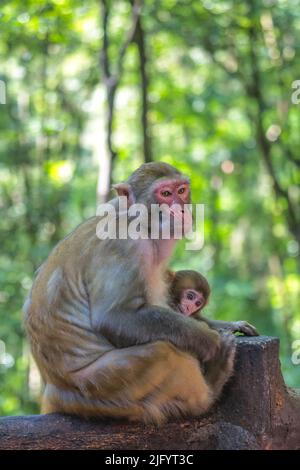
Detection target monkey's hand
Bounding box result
[231,321,258,336]
[193,322,221,362]
[201,318,259,337]
[218,321,259,337]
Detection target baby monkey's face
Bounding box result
[179,288,205,316]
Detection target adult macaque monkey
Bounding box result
[168,270,259,336]
[24,162,236,424]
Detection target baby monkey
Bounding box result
[168,270,210,317]
[168,270,258,336]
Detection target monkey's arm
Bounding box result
[87,251,219,362]
[93,304,221,363]
[193,314,259,336]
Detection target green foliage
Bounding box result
[0,0,299,416]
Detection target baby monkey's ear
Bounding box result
[165,269,176,285]
[112,183,136,207]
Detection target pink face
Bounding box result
[153,178,192,233]
[179,289,205,316]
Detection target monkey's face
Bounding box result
[113,164,193,238]
[179,289,205,316]
[150,178,192,236]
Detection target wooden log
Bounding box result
[0,336,299,450]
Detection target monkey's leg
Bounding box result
[204,334,236,399]
[42,341,214,424]
[143,343,214,421]
[41,383,145,420]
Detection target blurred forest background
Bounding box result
[0,0,299,416]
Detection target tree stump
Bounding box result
[0,336,299,450]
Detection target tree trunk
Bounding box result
[134,7,152,163]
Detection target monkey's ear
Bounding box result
[112,183,136,206]
[166,269,176,284]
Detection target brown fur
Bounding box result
[24,162,236,424]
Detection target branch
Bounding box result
[130,0,152,162]
[284,146,300,169]
[246,19,300,243]
[100,0,141,91]
[98,0,141,204]
[99,0,111,87]
[200,14,300,245]
[116,0,141,82]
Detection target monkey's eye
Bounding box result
[187,291,195,300]
[161,190,172,197]
[178,187,185,194]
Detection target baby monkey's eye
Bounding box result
[187,291,195,300]
[178,187,185,194]
[161,190,172,197]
